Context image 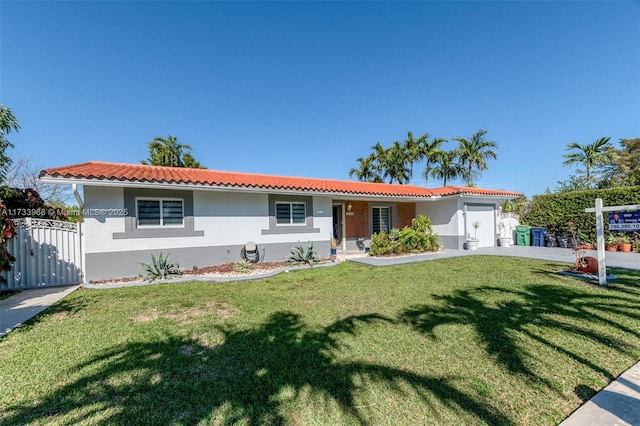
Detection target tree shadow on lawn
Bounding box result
[2,312,513,425]
[399,281,640,389]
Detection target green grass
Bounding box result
[0,290,18,301]
[1,256,639,425]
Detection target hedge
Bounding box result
[521,186,640,243]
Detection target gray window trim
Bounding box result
[369,203,396,235]
[262,194,320,235]
[113,188,204,239]
[136,197,185,228]
[275,201,307,225]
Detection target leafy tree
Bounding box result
[553,174,593,193]
[0,105,20,183]
[604,138,640,186]
[430,150,464,186]
[141,135,205,168]
[453,129,498,186]
[562,137,616,182]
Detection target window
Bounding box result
[262,195,319,235]
[137,198,184,227]
[276,202,306,225]
[372,206,391,234]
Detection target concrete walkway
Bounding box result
[0,246,638,425]
[0,284,80,338]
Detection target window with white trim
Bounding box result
[372,206,391,234]
[136,198,184,227]
[276,202,306,225]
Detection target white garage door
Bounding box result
[465,204,496,248]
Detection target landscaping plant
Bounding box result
[139,252,182,282]
[233,259,253,273]
[0,203,15,278]
[286,242,320,266]
[370,215,440,255]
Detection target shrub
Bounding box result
[410,215,432,233]
[369,215,440,256]
[397,227,430,252]
[140,252,182,282]
[286,242,320,266]
[0,205,15,279]
[369,231,392,256]
[522,186,640,241]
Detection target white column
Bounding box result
[595,198,607,286]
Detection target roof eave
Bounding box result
[39,175,435,201]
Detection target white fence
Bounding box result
[1,218,83,290]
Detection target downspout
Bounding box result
[72,184,84,209]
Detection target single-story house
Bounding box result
[39,161,519,281]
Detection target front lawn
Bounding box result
[1,256,639,425]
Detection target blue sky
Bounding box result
[1,1,638,197]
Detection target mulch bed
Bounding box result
[88,261,292,285]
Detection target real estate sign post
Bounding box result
[585,199,640,286]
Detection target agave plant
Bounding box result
[140,252,181,282]
[234,259,253,273]
[286,242,320,267]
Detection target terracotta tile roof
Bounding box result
[40,161,519,198]
[430,185,520,197]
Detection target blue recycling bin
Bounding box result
[531,227,546,247]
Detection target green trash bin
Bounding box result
[516,225,532,246]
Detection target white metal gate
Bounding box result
[1,218,83,289]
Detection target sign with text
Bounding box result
[608,211,640,232]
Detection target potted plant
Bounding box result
[572,235,598,273]
[575,230,593,250]
[498,222,512,247]
[466,220,481,251]
[574,255,598,273]
[606,233,619,251]
[618,233,632,253]
[329,234,339,259]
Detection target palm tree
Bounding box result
[402,132,427,181]
[429,150,464,186]
[562,137,616,181]
[0,105,19,183]
[141,135,205,168]
[349,154,382,183]
[417,135,446,186]
[383,140,412,184]
[453,129,498,186]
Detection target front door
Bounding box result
[332,204,343,246]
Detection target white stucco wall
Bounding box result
[83,186,126,253]
[416,196,504,249]
[83,186,333,254]
[416,197,461,247]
